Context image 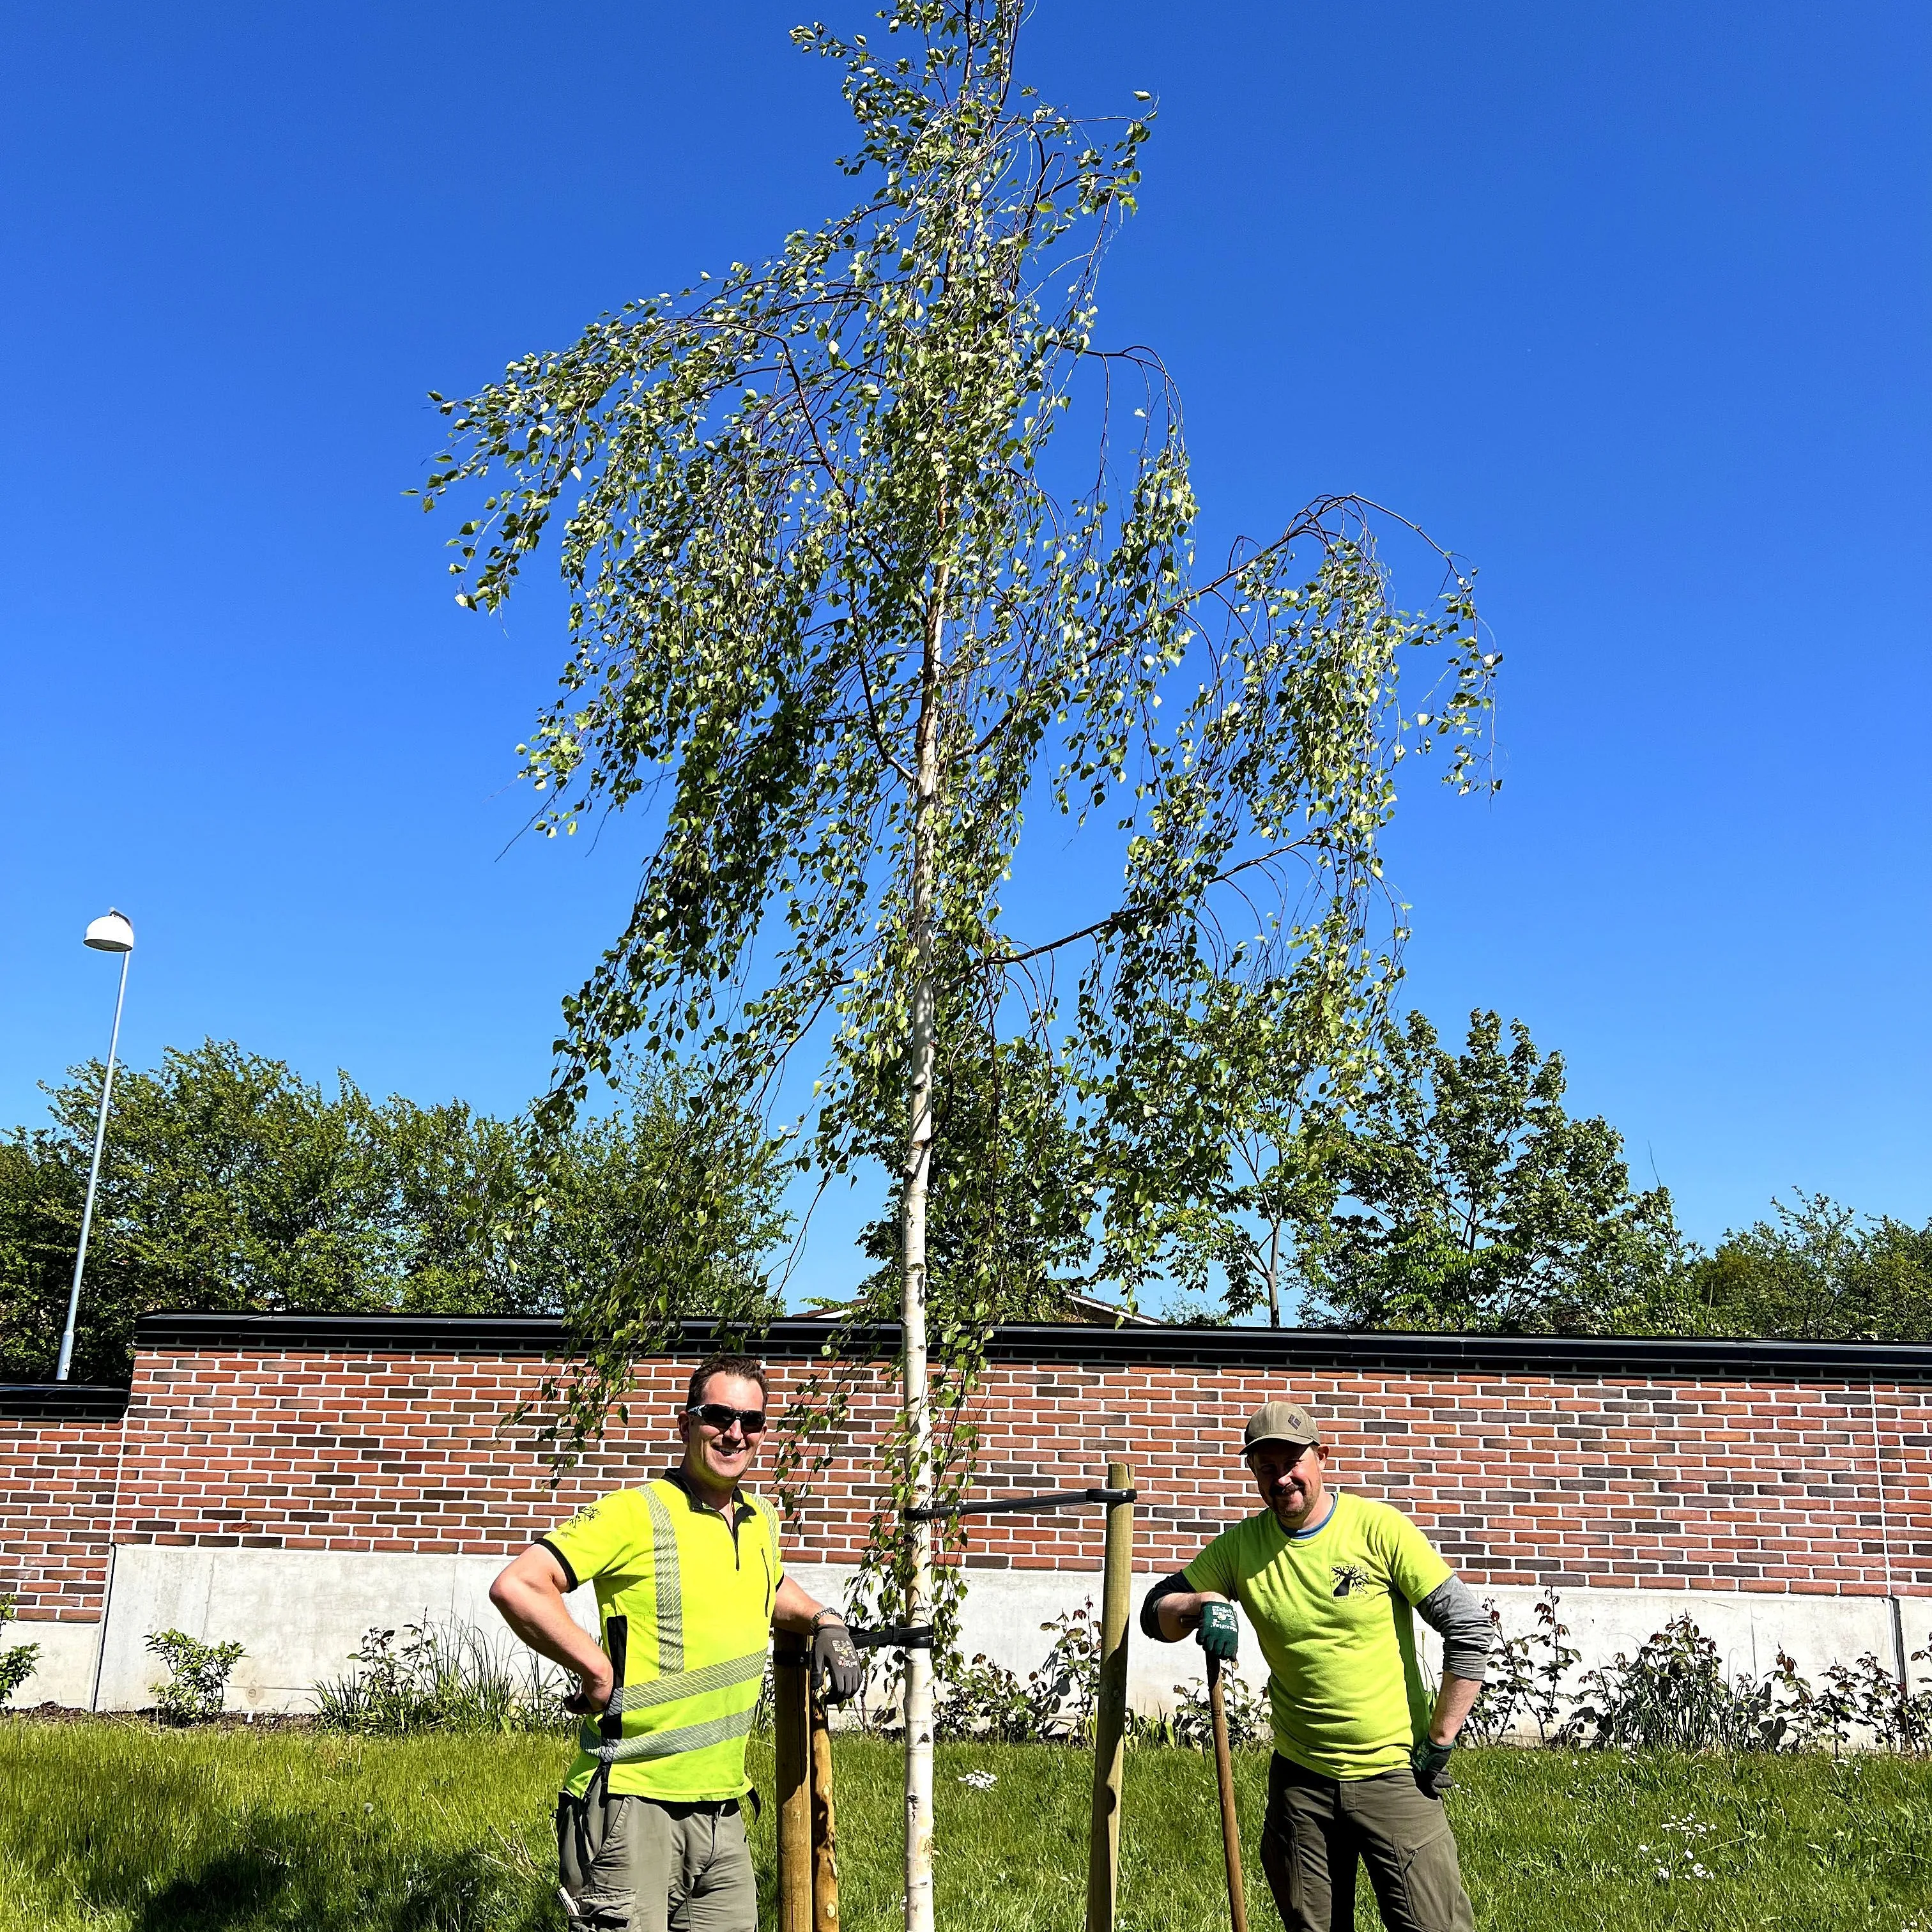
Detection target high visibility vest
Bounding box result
[540,1474,782,1800]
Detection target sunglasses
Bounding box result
[688,1402,767,1437]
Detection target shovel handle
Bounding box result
[1208,1655,1249,1932]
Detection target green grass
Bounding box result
[5,1722,1932,1930]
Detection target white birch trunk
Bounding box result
[900,567,946,1932]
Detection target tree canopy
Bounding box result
[1676,1194,1932,1342]
[0,1039,787,1383]
[1295,1008,1683,1334]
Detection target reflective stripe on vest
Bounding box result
[594,1703,758,1765]
[608,1649,768,1714]
[641,1484,684,1675]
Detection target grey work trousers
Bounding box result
[556,1780,757,1932]
[1260,1753,1476,1932]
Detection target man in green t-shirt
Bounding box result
[491,1353,862,1932]
[1142,1399,1491,1932]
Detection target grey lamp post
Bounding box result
[54,909,135,1383]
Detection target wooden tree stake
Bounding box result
[1084,1459,1135,1932]
[775,1631,813,1932]
[811,1676,841,1932]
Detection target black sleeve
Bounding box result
[1140,1570,1194,1642]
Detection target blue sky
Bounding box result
[4,1,1927,1301]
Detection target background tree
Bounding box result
[418,3,1491,1917]
[1677,1195,1932,1341]
[0,1041,786,1382]
[1298,1008,1682,1334]
[850,1024,1093,1323]
[1103,933,1379,1326]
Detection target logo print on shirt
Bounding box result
[1331,1563,1371,1598]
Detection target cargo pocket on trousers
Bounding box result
[1388,1816,1473,1932]
[560,1791,639,1932]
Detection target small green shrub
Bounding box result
[1464,1588,1581,1744]
[145,1629,245,1722]
[312,1618,570,1734]
[1129,1669,1271,1751]
[0,1593,42,1708]
[931,1601,1106,1744]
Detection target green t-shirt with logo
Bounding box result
[1183,1489,1452,1779]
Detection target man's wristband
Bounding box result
[810,1609,847,1631]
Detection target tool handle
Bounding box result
[1208,1655,1249,1932]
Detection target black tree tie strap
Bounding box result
[905,1485,1137,1522]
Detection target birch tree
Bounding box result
[417,4,1494,1921]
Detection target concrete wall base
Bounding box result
[80,1544,1920,1719]
[7,1617,102,1708]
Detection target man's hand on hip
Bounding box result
[562,1664,615,1717]
[812,1617,864,1705]
[1411,1737,1454,1799]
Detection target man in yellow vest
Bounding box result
[491,1353,862,1932]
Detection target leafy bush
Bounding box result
[1464,1592,1932,1757]
[312,1619,570,1734]
[933,1653,1038,1743]
[0,1592,42,1708]
[932,1603,1103,1744]
[1562,1615,1798,1753]
[1464,1589,1581,1745]
[145,1629,245,1722]
[1131,1669,1271,1751]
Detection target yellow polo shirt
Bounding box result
[541,1472,782,1800]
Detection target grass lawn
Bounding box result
[5,1721,1932,1930]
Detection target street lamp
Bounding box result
[54,910,135,1383]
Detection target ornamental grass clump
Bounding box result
[312,1620,571,1735]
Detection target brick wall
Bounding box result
[0,1388,126,1624]
[7,1318,1927,1629]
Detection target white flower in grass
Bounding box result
[957,1769,997,1791]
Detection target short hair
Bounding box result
[686,1353,770,1411]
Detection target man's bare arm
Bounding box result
[489,1545,612,1702]
[1429,1670,1481,1746]
[773,1572,832,1635]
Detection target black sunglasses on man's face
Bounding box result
[688,1402,767,1437]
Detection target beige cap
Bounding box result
[1243,1400,1321,1452]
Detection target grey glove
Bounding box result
[1197,1600,1239,1663]
[1411,1737,1453,1799]
[811,1618,864,1705]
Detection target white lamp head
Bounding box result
[84,910,134,954]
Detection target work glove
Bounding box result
[1196,1600,1239,1664]
[811,1618,864,1706]
[1411,1738,1454,1800]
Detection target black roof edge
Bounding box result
[128,1312,1932,1381]
[0,1382,132,1420]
